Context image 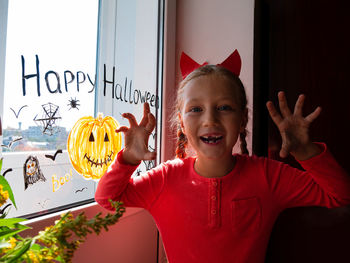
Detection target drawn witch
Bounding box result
[23,155,46,190]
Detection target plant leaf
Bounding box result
[29,243,43,251]
[0,175,17,209]
[0,239,33,263]
[0,218,27,227]
[55,255,64,262]
[0,158,3,173]
[0,224,31,240]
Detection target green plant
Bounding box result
[0,158,125,262]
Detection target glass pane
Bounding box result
[3,0,98,152]
[0,0,163,219]
[2,0,99,218]
[96,0,163,176]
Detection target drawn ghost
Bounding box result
[23,155,46,190]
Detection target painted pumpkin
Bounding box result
[67,113,122,180]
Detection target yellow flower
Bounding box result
[0,188,9,207]
[44,255,54,261]
[8,237,17,249]
[3,191,9,200]
[44,226,53,232]
[0,237,18,254]
[27,250,40,263]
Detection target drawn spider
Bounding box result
[67,97,80,110]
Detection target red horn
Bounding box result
[180,52,207,79]
[217,49,241,76]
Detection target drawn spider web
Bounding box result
[33,102,62,136]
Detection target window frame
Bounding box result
[0,0,165,219]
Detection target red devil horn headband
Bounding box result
[180,50,241,79]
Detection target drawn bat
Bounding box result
[143,160,155,171]
[38,199,50,208]
[151,132,156,140]
[75,187,87,193]
[1,168,13,177]
[10,105,28,118]
[44,149,63,161]
[1,136,23,149]
[0,204,12,215]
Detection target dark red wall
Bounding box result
[254,1,350,262]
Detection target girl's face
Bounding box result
[179,74,247,162]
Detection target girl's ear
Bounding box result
[239,108,248,133]
[178,112,185,134]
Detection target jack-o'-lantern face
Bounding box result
[67,113,122,180]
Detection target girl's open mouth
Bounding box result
[200,135,223,144]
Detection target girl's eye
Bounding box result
[189,107,202,113]
[217,105,233,111]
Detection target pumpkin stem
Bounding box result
[97,112,104,122]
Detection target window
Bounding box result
[0,0,163,218]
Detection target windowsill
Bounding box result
[25,202,144,226]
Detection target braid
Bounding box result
[176,128,188,159]
[240,129,249,155]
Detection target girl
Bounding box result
[95,64,350,263]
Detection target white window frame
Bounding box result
[0,0,164,219]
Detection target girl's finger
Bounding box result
[266,101,283,126]
[115,126,129,133]
[122,113,138,127]
[278,91,292,117]
[145,113,156,133]
[305,106,322,123]
[279,134,290,158]
[293,94,305,116]
[279,148,289,159]
[140,103,151,127]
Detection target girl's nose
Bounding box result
[202,110,219,127]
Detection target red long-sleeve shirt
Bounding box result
[95,143,350,263]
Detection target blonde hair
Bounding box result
[172,65,249,159]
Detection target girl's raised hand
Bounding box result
[116,103,156,165]
[266,91,322,160]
